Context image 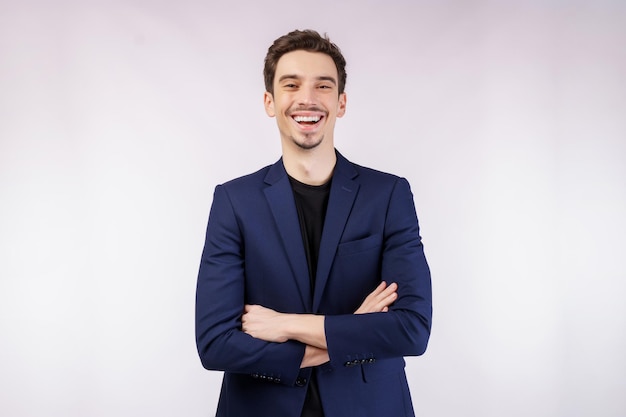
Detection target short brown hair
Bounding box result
[263,29,347,95]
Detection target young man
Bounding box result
[196,29,432,417]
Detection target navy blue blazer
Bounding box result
[196,151,432,417]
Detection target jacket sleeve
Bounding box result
[324,177,432,368]
[195,185,305,386]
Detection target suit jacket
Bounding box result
[196,151,432,417]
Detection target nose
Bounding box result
[296,86,317,107]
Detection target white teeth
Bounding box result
[293,115,321,123]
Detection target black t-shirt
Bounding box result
[289,176,331,291]
[289,175,331,417]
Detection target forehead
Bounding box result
[274,50,338,81]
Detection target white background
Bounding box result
[1,1,625,416]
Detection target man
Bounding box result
[196,29,432,417]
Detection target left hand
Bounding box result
[241,304,289,343]
[354,281,398,314]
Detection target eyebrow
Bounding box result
[278,74,337,85]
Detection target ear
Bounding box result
[336,92,347,118]
[264,91,275,117]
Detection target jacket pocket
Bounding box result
[336,234,382,257]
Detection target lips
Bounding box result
[289,110,325,129]
[293,115,321,123]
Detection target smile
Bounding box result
[292,115,322,124]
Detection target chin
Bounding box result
[294,139,323,150]
[291,134,324,150]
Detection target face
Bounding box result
[264,50,347,151]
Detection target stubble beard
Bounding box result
[291,133,324,150]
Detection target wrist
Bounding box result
[285,314,326,349]
[283,313,307,341]
[301,345,330,368]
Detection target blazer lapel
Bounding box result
[313,153,360,312]
[263,159,312,311]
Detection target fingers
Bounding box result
[374,288,397,311]
[354,281,398,314]
[379,281,398,298]
[370,281,388,296]
[370,281,398,298]
[369,282,398,308]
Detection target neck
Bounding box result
[282,145,336,186]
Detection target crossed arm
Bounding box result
[241,281,398,368]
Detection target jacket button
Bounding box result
[295,377,307,387]
[368,358,376,363]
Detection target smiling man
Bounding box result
[266,49,345,156]
[195,29,432,417]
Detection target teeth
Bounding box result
[293,115,321,123]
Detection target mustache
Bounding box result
[287,106,326,114]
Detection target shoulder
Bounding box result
[354,163,401,183]
[353,164,413,203]
[209,165,275,216]
[335,154,415,206]
[337,152,406,188]
[219,165,271,190]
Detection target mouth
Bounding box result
[292,115,323,125]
